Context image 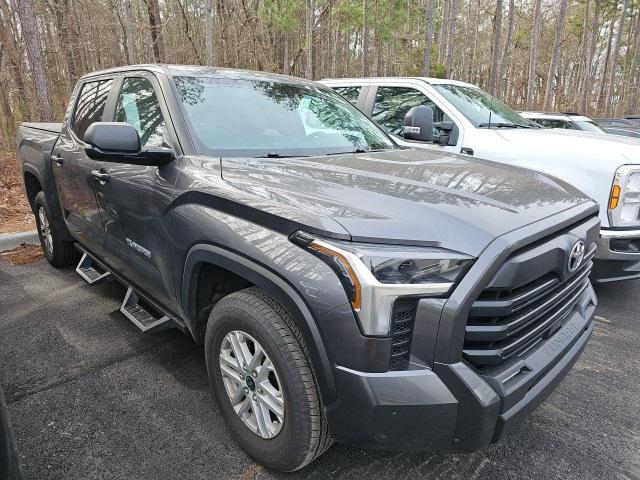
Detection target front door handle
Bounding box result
[90,169,110,185]
[51,154,64,166]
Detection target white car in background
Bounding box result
[321,76,640,283]
[520,111,606,133]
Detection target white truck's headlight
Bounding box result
[291,231,474,336]
[610,166,640,227]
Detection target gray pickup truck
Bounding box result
[17,65,599,471]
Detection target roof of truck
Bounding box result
[80,64,318,86]
[320,76,477,88]
[520,111,593,123]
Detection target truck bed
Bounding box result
[21,122,63,134]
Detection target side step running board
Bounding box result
[76,252,111,284]
[74,244,182,334]
[120,287,178,333]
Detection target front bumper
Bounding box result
[325,285,596,451]
[593,228,640,283]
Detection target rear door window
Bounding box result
[72,79,113,139]
[372,86,445,138]
[332,86,361,106]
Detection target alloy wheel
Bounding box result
[38,206,53,255]
[219,330,285,439]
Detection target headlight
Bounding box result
[291,231,474,336]
[609,166,640,227]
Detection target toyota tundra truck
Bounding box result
[322,77,640,284]
[17,65,599,472]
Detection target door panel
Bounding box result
[95,75,179,306]
[53,79,113,256]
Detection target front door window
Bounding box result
[115,77,168,149]
[371,86,445,140]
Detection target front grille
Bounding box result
[389,298,418,370]
[463,246,596,371]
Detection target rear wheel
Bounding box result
[205,287,332,472]
[33,191,78,267]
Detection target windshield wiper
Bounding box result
[325,148,390,155]
[477,122,532,129]
[254,152,309,158]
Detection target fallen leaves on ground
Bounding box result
[0,153,36,234]
[0,243,44,265]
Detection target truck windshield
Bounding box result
[172,76,395,157]
[574,121,606,133]
[433,84,537,129]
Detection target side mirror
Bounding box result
[84,122,174,166]
[403,106,434,142]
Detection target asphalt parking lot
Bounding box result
[0,256,639,480]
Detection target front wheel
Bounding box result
[204,287,332,472]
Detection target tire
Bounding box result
[205,287,332,472]
[33,191,78,267]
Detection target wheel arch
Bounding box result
[22,166,43,211]
[181,243,338,406]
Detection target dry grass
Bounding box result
[0,153,36,234]
[0,243,44,265]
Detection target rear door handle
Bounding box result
[90,169,110,184]
[51,154,64,166]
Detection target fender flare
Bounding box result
[23,162,73,242]
[181,243,338,406]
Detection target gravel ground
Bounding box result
[0,257,639,480]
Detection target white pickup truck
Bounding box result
[321,77,640,284]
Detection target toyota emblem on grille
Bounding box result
[568,240,586,273]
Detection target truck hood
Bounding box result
[218,149,590,257]
[470,128,639,228]
[488,128,640,164]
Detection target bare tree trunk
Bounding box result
[217,1,228,66]
[330,0,338,77]
[144,0,165,63]
[362,0,369,76]
[597,7,617,113]
[469,0,480,83]
[48,0,68,85]
[605,0,629,116]
[176,0,202,64]
[0,43,14,147]
[582,0,601,113]
[422,0,435,76]
[16,0,53,121]
[205,0,214,66]
[628,9,640,112]
[576,0,590,109]
[526,0,542,109]
[489,0,503,95]
[306,0,314,79]
[543,0,568,110]
[438,0,449,64]
[445,0,458,76]
[283,31,290,74]
[0,6,31,119]
[373,0,381,75]
[497,0,515,98]
[123,0,138,64]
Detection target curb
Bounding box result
[0,230,40,252]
